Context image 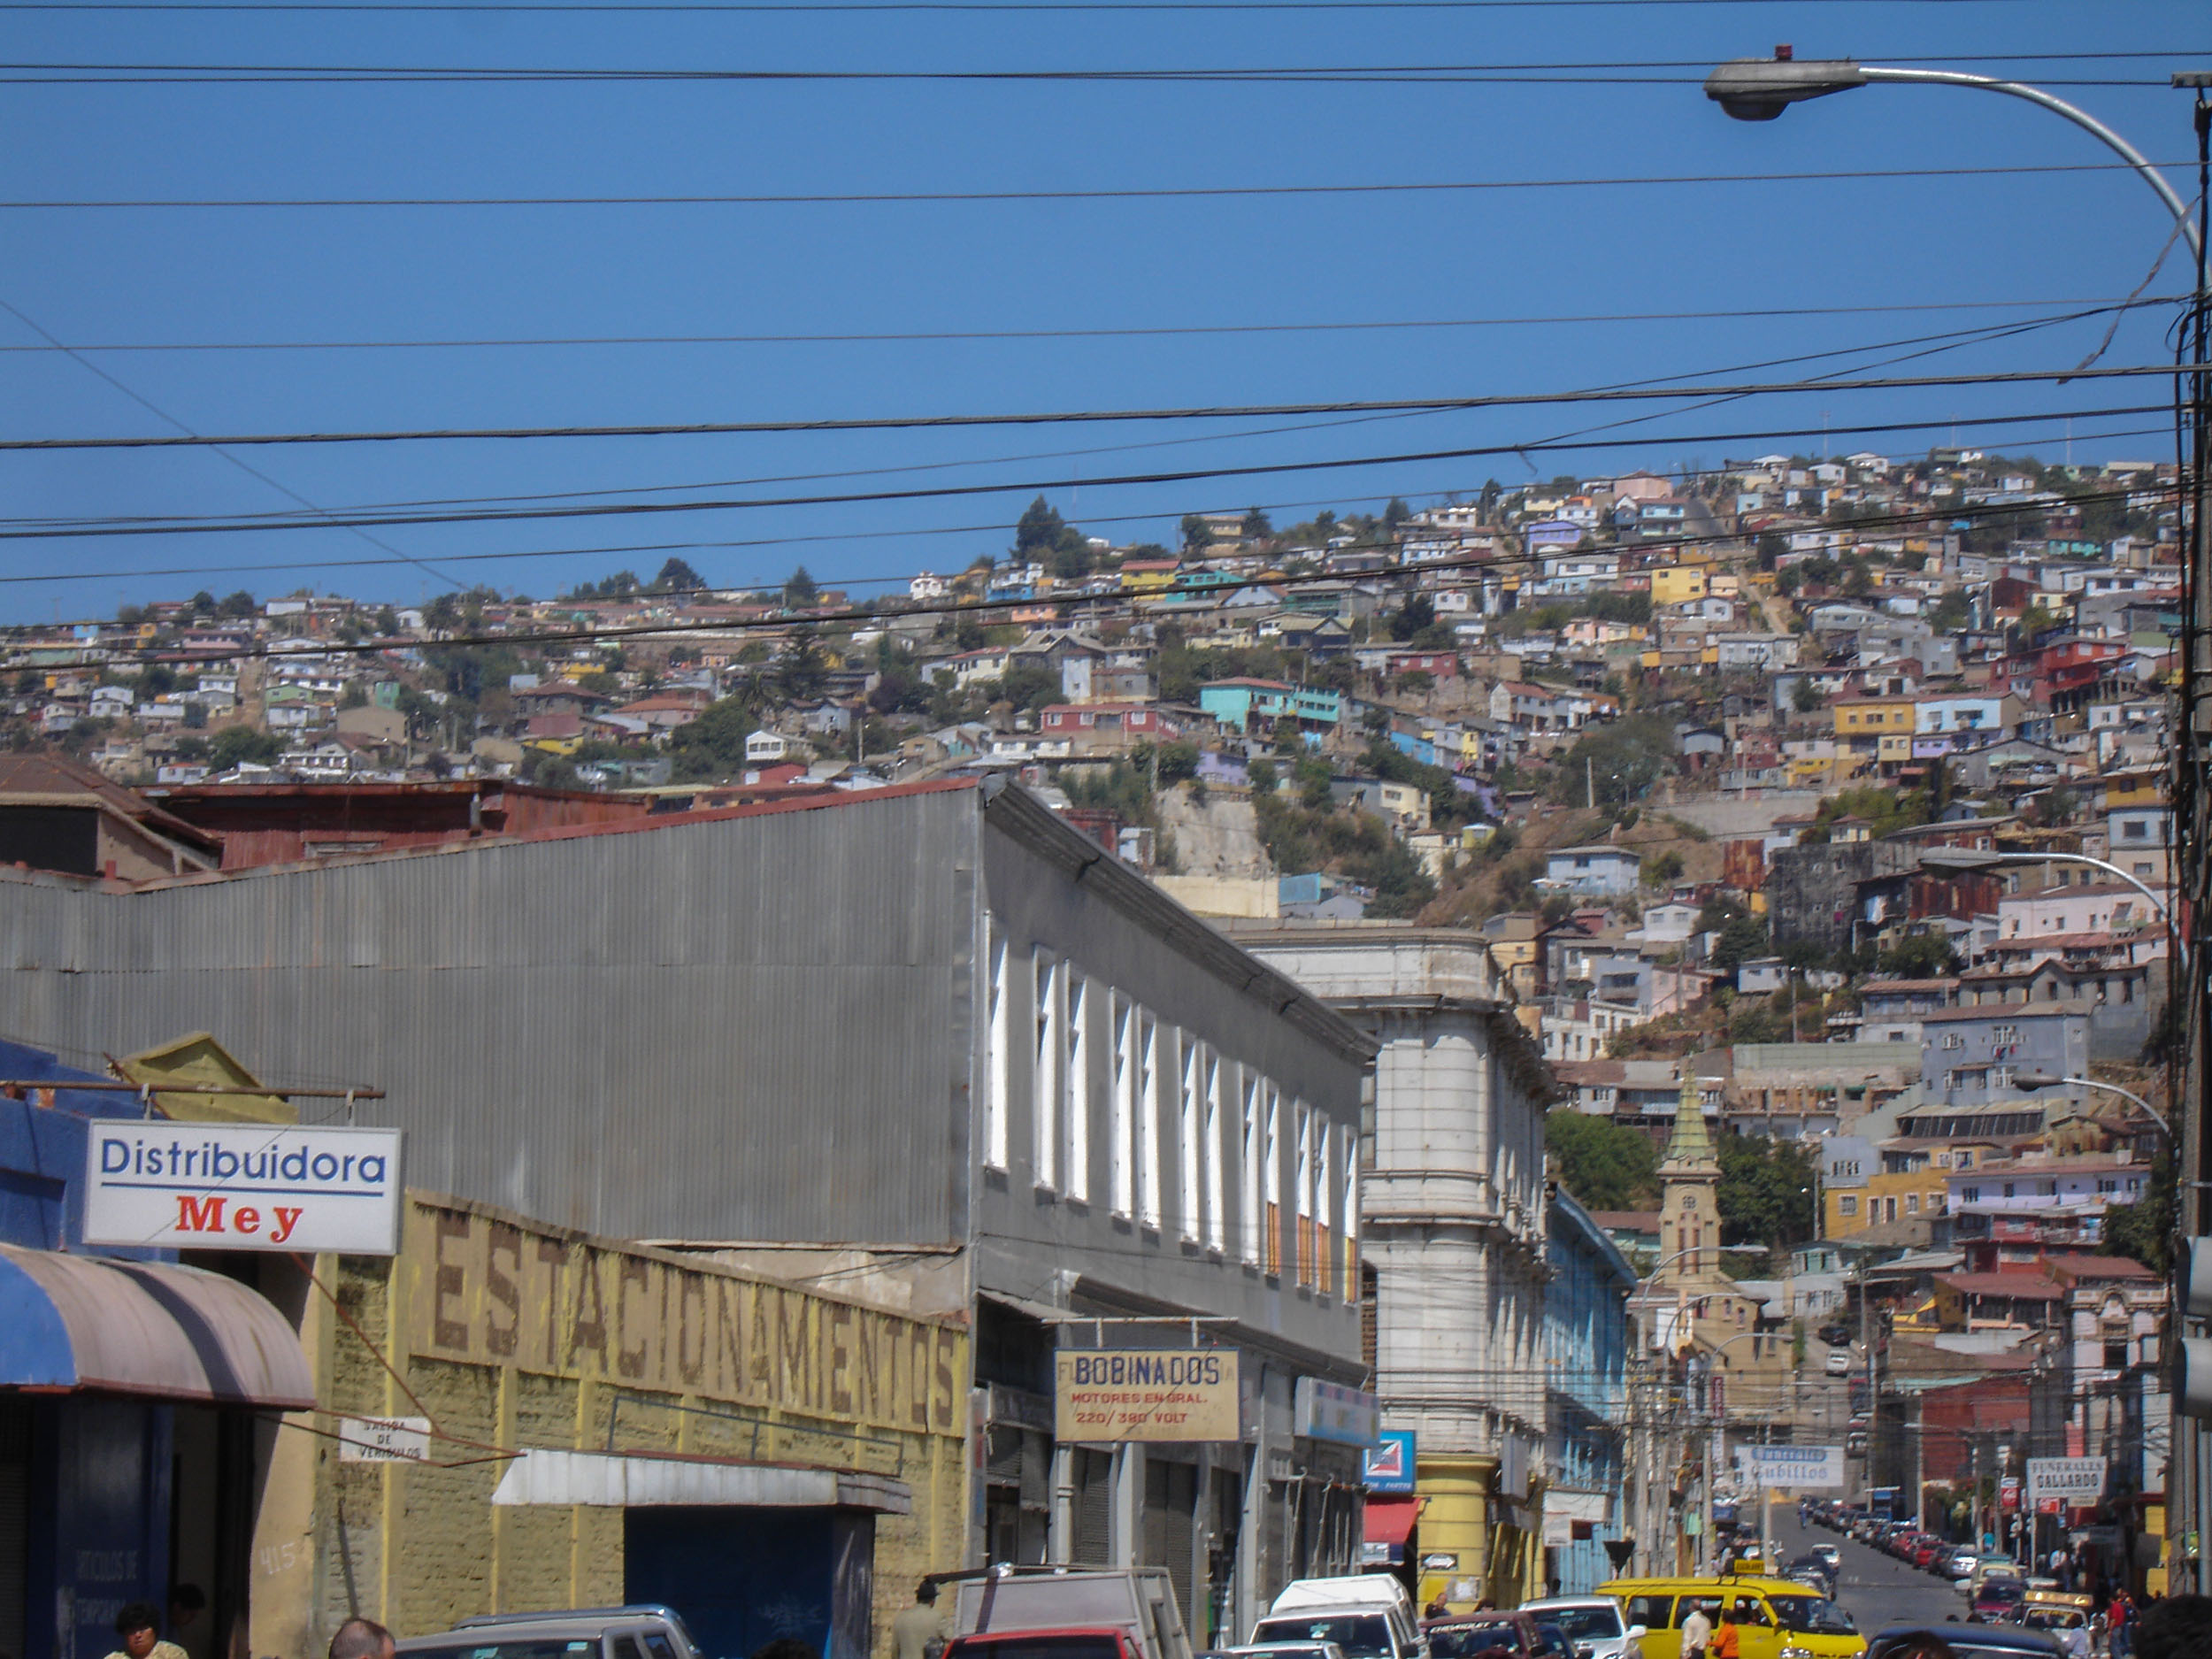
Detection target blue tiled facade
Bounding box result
[1543,1187,1633,1594]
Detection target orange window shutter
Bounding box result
[1265,1202,1280,1275]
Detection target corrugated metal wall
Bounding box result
[0,789,978,1245]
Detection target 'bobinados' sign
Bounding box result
[1054,1348,1240,1442]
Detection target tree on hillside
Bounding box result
[1180,514,1214,556]
[1014,495,1095,580]
[1240,507,1273,542]
[1717,1130,1816,1258]
[210,726,281,769]
[1546,1110,1661,1211]
[784,565,820,608]
[653,557,706,593]
[669,692,766,780]
[1389,592,1436,641]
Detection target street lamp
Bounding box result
[1916,846,2170,922]
[1703,49,2201,262]
[2010,1069,2170,1141]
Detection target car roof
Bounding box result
[1872,1625,2061,1654]
[1516,1601,1616,1611]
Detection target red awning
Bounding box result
[1364,1494,1418,1546]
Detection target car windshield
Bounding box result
[1426,1624,1521,1659]
[411,1645,603,1659]
[1978,1583,2027,1605]
[1252,1618,1393,1659]
[1767,1598,1853,1635]
[1535,1610,1621,1642]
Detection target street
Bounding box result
[1761,1509,1969,1643]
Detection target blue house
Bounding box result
[1543,1188,1632,1594]
[0,1040,312,1659]
[1197,677,1345,734]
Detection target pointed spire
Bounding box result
[1663,1060,1717,1171]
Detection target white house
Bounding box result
[1544,845,1641,896]
[744,729,790,764]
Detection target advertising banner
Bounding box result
[1054,1349,1240,1442]
[2027,1457,2107,1506]
[1736,1445,1846,1490]
[1363,1430,1417,1493]
[83,1122,403,1254]
[1294,1378,1381,1446]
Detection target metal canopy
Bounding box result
[0,1243,315,1408]
[492,1449,912,1514]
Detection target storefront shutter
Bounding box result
[1073,1450,1112,1566]
[1161,1462,1197,1636]
[0,1400,28,1659]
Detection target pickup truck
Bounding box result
[946,1567,1194,1659]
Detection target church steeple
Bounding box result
[1658,1059,1723,1286]
[1661,1063,1717,1174]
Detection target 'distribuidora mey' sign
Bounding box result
[83,1122,404,1255]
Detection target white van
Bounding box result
[1249,1577,1426,1659]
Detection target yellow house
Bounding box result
[1825,1170,1952,1236]
[2101,767,2163,811]
[1832,696,1916,767]
[1649,565,1709,606]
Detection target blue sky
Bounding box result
[0,0,2204,620]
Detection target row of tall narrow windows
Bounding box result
[984,918,1357,1297]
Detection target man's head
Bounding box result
[115,1603,162,1659]
[915,1579,940,1606]
[329,1618,396,1659]
[2136,1596,2212,1659]
[169,1586,206,1633]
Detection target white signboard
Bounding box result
[337,1416,431,1463]
[2027,1457,2107,1505]
[84,1123,403,1255]
[1736,1445,1846,1490]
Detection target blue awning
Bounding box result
[0,1243,315,1408]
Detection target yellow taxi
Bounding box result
[1594,1576,1866,1659]
[2015,1589,2093,1645]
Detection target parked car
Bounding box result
[1864,1626,2060,1659]
[1809,1545,1842,1571]
[1825,1350,1854,1376]
[1420,1614,1542,1659]
[399,1607,703,1659]
[1970,1580,2030,1623]
[1255,1577,1426,1659]
[1945,1550,1981,1580]
[949,1567,1195,1659]
[1516,1598,1644,1659]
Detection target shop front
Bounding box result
[0,1040,323,1659]
[262,1193,971,1659]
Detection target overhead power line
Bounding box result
[0,0,2066,12]
[26,480,2181,668]
[0,400,2176,540]
[4,365,2202,453]
[0,411,2170,600]
[7,301,2121,525]
[0,293,2182,357]
[2,158,2192,211]
[0,62,2177,87]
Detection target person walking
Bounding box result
[891,1578,950,1659]
[1711,1606,1741,1659]
[1679,1601,1713,1659]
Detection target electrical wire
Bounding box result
[8,300,2129,529]
[0,0,2082,12]
[0,292,2189,357]
[0,402,2178,541]
[13,480,2180,662]
[0,411,2173,611]
[0,64,2180,88]
[6,365,2205,453]
[4,158,2195,211]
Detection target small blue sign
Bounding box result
[1364,1429,1417,1493]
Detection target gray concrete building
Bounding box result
[0,775,1374,1644]
[1226,924,1555,1610]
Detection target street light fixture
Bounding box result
[2010,1070,2170,1141]
[1703,48,2201,261]
[1916,846,2170,922]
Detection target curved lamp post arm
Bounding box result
[1859,67,2200,261]
[1706,56,2201,264]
